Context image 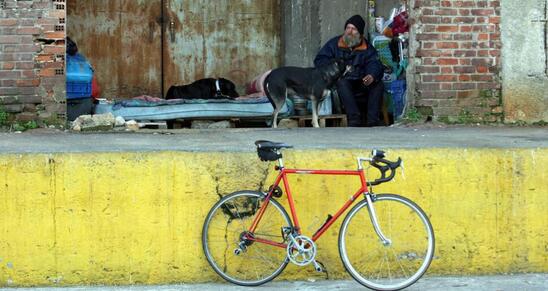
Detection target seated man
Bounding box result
[314,15,384,127]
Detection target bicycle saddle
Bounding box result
[255,140,293,150]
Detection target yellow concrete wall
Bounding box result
[0,148,546,286]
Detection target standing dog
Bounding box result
[264,59,351,128]
[165,78,239,100]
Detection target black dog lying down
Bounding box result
[165,78,239,100]
[264,59,351,128]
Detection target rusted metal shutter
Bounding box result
[163,0,281,96]
[67,0,280,100]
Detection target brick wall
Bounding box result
[412,0,502,122]
[0,0,66,125]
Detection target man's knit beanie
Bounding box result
[344,14,365,35]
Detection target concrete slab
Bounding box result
[0,126,546,154]
[0,274,546,291]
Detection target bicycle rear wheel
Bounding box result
[202,190,291,286]
[339,194,435,291]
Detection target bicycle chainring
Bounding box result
[286,235,316,266]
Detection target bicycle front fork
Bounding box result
[365,193,392,246]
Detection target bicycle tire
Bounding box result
[202,190,292,286]
[339,194,435,291]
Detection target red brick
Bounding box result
[459,75,472,82]
[16,79,40,87]
[0,19,18,26]
[420,16,441,24]
[416,66,440,73]
[454,17,475,23]
[472,58,491,66]
[441,83,453,90]
[417,49,443,57]
[471,9,495,16]
[436,42,459,49]
[437,58,459,65]
[454,66,476,73]
[489,50,501,57]
[38,68,56,77]
[435,75,458,82]
[454,1,476,7]
[437,25,459,32]
[460,25,472,32]
[418,91,456,99]
[478,33,489,41]
[0,71,21,79]
[0,36,20,44]
[454,34,473,41]
[2,62,15,70]
[478,50,490,57]
[441,67,453,74]
[453,83,476,90]
[477,66,489,73]
[22,70,36,78]
[15,62,35,70]
[459,9,471,16]
[43,46,65,55]
[435,9,459,16]
[460,59,472,65]
[35,55,54,62]
[471,75,494,82]
[454,50,477,57]
[441,1,452,7]
[423,42,435,49]
[441,17,453,24]
[16,27,41,35]
[417,33,442,41]
[43,32,64,39]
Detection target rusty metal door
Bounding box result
[162,0,281,96]
[67,0,163,99]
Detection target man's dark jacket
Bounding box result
[314,35,383,82]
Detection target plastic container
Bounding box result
[66,53,93,99]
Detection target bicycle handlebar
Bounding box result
[358,150,402,186]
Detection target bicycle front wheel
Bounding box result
[339,194,435,291]
[202,190,291,286]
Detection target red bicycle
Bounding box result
[202,140,435,290]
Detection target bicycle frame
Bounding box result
[248,162,370,249]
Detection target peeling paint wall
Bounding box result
[282,0,368,67]
[501,0,548,123]
[0,148,546,286]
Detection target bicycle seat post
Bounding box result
[277,150,284,169]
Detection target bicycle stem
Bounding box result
[365,193,392,246]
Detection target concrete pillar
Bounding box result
[501,0,548,123]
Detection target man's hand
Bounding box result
[362,74,375,86]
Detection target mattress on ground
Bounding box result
[94,95,332,121]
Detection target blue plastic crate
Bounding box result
[389,80,406,120]
[66,53,93,99]
[66,81,92,99]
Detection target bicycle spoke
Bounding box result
[203,191,291,286]
[339,194,434,290]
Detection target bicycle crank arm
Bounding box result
[365,194,392,246]
[312,260,323,272]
